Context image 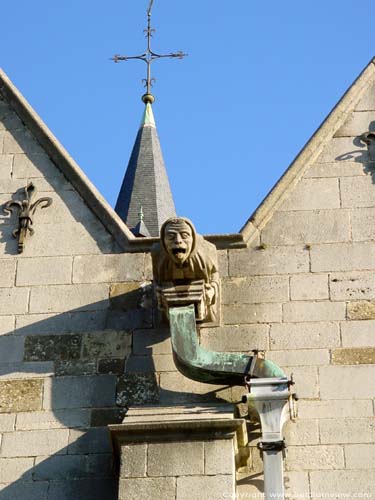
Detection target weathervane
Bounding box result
[111,0,187,104]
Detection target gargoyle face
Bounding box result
[164,221,193,265]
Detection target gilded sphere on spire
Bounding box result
[142,93,155,104]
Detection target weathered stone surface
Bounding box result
[279,178,340,211]
[159,371,223,404]
[16,257,72,286]
[284,471,310,498]
[0,457,34,482]
[55,360,96,376]
[176,475,234,500]
[217,250,229,277]
[33,455,87,480]
[352,207,375,241]
[332,347,375,365]
[0,336,24,363]
[0,413,15,431]
[270,322,340,349]
[320,418,375,444]
[317,136,367,163]
[0,178,25,194]
[310,470,375,497]
[0,260,16,287]
[1,428,69,457]
[222,276,289,304]
[330,271,375,300]
[282,366,319,399]
[119,477,176,500]
[125,354,175,373]
[47,478,117,500]
[283,419,319,445]
[290,274,329,301]
[201,324,269,352]
[16,409,90,430]
[345,444,375,469]
[347,300,375,320]
[320,365,375,399]
[304,161,365,178]
[267,349,329,367]
[116,373,159,406]
[0,481,49,500]
[341,175,375,208]
[43,375,116,410]
[283,301,346,322]
[223,303,282,324]
[68,427,112,454]
[297,400,373,419]
[16,310,108,335]
[90,408,126,427]
[24,334,81,361]
[285,445,344,471]
[73,254,145,283]
[0,361,53,379]
[12,152,56,178]
[0,288,29,314]
[132,328,171,356]
[120,443,147,478]
[148,441,204,476]
[335,111,375,137]
[204,439,235,475]
[341,319,375,347]
[0,315,14,335]
[109,282,152,310]
[82,330,131,359]
[29,284,109,314]
[0,379,42,413]
[3,130,41,155]
[98,358,125,375]
[229,245,309,277]
[311,241,375,272]
[262,210,350,245]
[0,154,12,178]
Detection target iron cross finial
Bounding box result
[111,0,187,104]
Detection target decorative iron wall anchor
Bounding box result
[3,183,52,253]
[360,131,375,161]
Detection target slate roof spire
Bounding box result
[114,96,176,236]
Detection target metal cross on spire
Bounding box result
[111,0,187,104]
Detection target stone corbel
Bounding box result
[3,182,52,253]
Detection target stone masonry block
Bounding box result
[267,349,329,367]
[16,409,90,430]
[43,375,116,410]
[345,444,375,469]
[0,481,49,500]
[68,427,112,454]
[132,329,171,356]
[229,245,309,277]
[0,414,15,431]
[1,428,69,457]
[304,161,365,178]
[0,178,25,195]
[311,241,375,272]
[335,110,375,137]
[223,303,282,324]
[201,324,269,352]
[283,419,319,446]
[0,379,42,413]
[73,254,145,283]
[285,445,344,471]
[270,322,340,349]
[284,471,310,498]
[0,288,29,314]
[341,320,375,347]
[47,478,117,500]
[33,454,87,480]
[310,470,375,497]
[3,130,42,155]
[290,273,329,301]
[357,82,375,110]
[120,443,147,478]
[347,300,375,320]
[116,373,159,406]
[279,178,340,211]
[316,136,367,163]
[0,260,16,287]
[81,330,132,359]
[283,366,319,399]
[297,400,373,419]
[55,360,96,376]
[222,276,289,304]
[0,336,24,363]
[119,477,176,500]
[159,371,224,404]
[283,301,346,322]
[29,284,109,313]
[176,475,234,500]
[332,347,375,365]
[0,457,34,482]
[320,365,375,399]
[148,441,204,477]
[204,439,235,475]
[330,271,375,300]
[320,418,375,444]
[217,250,229,277]
[0,315,14,335]
[24,334,81,361]
[341,176,375,208]
[16,257,72,286]
[351,207,375,241]
[0,154,12,178]
[262,210,350,245]
[12,153,58,179]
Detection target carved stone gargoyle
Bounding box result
[152,217,219,323]
[152,217,285,386]
[3,183,52,253]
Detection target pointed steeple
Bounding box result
[114,96,176,236]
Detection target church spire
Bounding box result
[112,0,187,236]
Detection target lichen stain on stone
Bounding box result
[0,379,43,413]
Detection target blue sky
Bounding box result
[1,1,374,234]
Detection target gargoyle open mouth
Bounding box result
[172,248,186,256]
